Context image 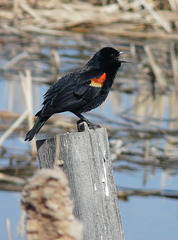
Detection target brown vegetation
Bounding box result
[21,168,83,240]
[0,0,177,38]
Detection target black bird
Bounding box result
[25,47,128,141]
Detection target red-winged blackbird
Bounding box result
[25,47,128,141]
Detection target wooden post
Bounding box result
[36,123,124,240]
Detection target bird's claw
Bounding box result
[77,119,101,132]
[88,123,101,130]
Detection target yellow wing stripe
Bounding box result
[89,72,106,88]
[90,81,103,87]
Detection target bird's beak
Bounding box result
[118,52,129,63]
[119,51,129,55]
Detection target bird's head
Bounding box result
[88,47,128,71]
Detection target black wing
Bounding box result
[74,69,105,100]
[42,72,77,105]
[38,70,105,116]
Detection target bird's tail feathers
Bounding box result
[35,110,42,117]
[25,116,50,141]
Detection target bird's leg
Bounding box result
[74,113,91,124]
[73,113,101,129]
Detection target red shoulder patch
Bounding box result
[90,73,106,87]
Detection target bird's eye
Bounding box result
[111,53,117,59]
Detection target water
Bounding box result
[115,165,178,240]
[0,192,22,240]
[0,34,177,239]
[120,197,178,240]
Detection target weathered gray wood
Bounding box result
[36,137,59,169]
[36,123,124,240]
